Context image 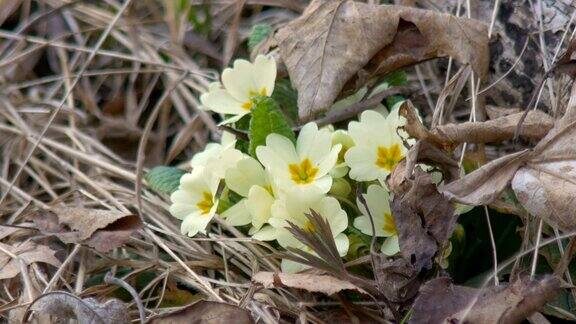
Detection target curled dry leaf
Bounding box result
[400,101,553,150]
[442,82,576,231]
[276,0,489,121]
[511,97,576,231]
[373,255,419,303]
[440,150,531,206]
[253,272,366,295]
[389,167,456,272]
[410,275,561,324]
[29,292,129,324]
[32,207,142,252]
[0,241,61,280]
[147,300,253,324]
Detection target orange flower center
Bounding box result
[375,144,403,171]
[196,192,214,215]
[288,158,319,184]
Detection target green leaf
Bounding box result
[382,70,408,87]
[248,24,272,51]
[271,79,298,126]
[145,166,186,194]
[249,96,295,157]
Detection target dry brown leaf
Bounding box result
[373,256,419,303]
[511,97,576,231]
[400,101,553,149]
[486,105,523,119]
[33,207,142,252]
[29,293,129,324]
[389,167,456,272]
[410,275,561,324]
[440,150,531,206]
[443,81,576,230]
[147,300,253,324]
[276,0,488,121]
[253,271,366,295]
[0,241,61,280]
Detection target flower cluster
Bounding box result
[169,55,430,272]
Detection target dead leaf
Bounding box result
[0,241,61,280]
[410,275,561,324]
[276,0,488,121]
[404,140,460,183]
[389,167,456,272]
[253,272,366,295]
[29,292,129,324]
[443,81,576,230]
[373,256,419,303]
[440,150,531,205]
[32,207,142,252]
[511,104,576,231]
[147,300,253,324]
[400,101,553,149]
[486,105,523,119]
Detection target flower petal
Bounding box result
[281,258,307,274]
[334,233,350,256]
[345,146,380,182]
[225,157,267,197]
[247,185,275,230]
[221,199,251,226]
[200,88,247,116]
[221,59,254,102]
[253,55,276,96]
[180,211,213,237]
[251,225,277,241]
[381,235,400,256]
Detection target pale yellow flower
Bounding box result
[256,122,341,193]
[353,184,399,256]
[200,55,276,124]
[345,109,408,184]
[169,167,220,237]
[224,156,280,232]
[267,187,349,272]
[191,132,244,180]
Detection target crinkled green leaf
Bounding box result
[249,96,295,157]
[248,24,272,51]
[145,166,186,194]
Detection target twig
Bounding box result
[104,272,146,324]
[530,218,544,279]
[483,206,499,286]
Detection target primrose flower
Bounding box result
[330,129,355,178]
[353,184,399,256]
[345,109,408,184]
[268,187,349,272]
[191,132,244,180]
[256,122,341,193]
[224,156,280,232]
[200,55,276,124]
[169,167,220,237]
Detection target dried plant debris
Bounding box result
[276,0,488,121]
[389,167,456,272]
[28,292,129,324]
[253,272,366,295]
[147,300,253,324]
[0,241,61,280]
[410,275,561,324]
[32,207,142,252]
[400,101,554,150]
[441,85,576,231]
